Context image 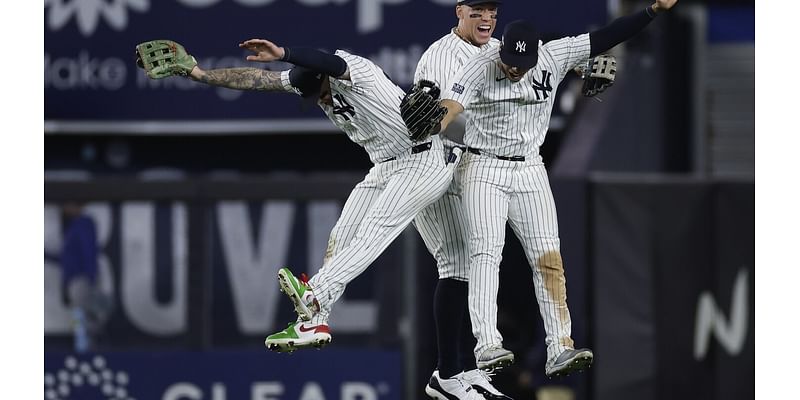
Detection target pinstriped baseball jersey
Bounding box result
[443,34,590,157]
[415,30,500,146]
[447,33,592,364]
[415,29,501,102]
[280,50,414,164]
[410,30,499,282]
[272,50,460,326]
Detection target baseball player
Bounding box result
[224,39,465,353]
[136,38,456,348]
[411,1,515,399]
[406,0,679,379]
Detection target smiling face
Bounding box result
[456,3,498,46]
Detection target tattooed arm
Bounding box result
[188,66,288,92]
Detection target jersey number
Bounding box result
[333,94,356,121]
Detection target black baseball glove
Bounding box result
[401,80,447,142]
[577,54,617,97]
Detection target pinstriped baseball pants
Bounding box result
[460,152,574,363]
[413,141,471,281]
[308,137,455,325]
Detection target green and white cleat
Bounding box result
[264,321,332,353]
[277,267,320,321]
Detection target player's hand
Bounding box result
[653,0,677,12]
[239,39,285,62]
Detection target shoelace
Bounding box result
[477,369,495,382]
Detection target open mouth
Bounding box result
[477,24,491,35]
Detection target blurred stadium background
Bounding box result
[44,0,754,399]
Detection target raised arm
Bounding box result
[189,66,288,91]
[135,39,293,92]
[239,38,351,80]
[589,0,678,57]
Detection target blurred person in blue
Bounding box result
[60,202,112,353]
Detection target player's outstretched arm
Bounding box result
[589,0,678,57]
[240,38,351,80]
[189,66,289,92]
[135,39,291,92]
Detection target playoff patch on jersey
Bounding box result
[451,83,465,94]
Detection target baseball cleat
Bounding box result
[545,348,593,378]
[277,267,320,321]
[458,369,514,400]
[264,321,332,353]
[476,345,515,372]
[425,370,487,400]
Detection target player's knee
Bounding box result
[535,251,565,273]
[470,251,502,269]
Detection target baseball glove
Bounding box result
[135,40,197,79]
[400,80,447,142]
[577,54,617,97]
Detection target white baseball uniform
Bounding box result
[280,50,457,325]
[413,29,501,281]
[442,34,591,363]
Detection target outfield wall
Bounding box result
[44,175,753,400]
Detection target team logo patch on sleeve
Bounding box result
[451,83,465,94]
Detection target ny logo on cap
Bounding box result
[516,41,526,52]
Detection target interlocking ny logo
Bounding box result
[530,70,553,100]
[516,41,527,53]
[333,94,356,121]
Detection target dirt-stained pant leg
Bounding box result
[508,162,573,363]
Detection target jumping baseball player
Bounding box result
[136,38,458,357]
[403,0,679,379]
[236,39,466,354]
[412,1,514,399]
[417,0,614,393]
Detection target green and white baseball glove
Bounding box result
[135,40,197,79]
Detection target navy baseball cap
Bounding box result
[499,20,540,69]
[457,0,502,6]
[289,66,325,98]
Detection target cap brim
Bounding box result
[499,49,538,70]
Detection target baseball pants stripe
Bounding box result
[507,161,573,362]
[309,147,452,324]
[413,148,470,281]
[462,153,573,362]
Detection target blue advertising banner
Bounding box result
[44,0,606,133]
[44,199,405,348]
[44,350,402,400]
